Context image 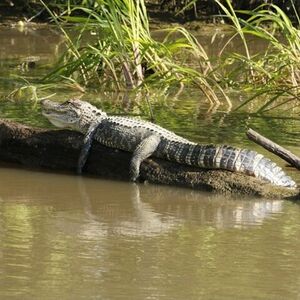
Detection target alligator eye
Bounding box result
[65,99,82,108]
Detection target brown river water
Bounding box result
[0,24,300,300]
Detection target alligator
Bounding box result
[41,99,297,188]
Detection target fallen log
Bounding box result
[0,119,299,199]
[247,128,300,170]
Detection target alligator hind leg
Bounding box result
[77,120,103,174]
[130,135,161,181]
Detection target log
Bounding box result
[247,128,300,170]
[0,119,299,199]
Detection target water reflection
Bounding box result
[1,167,300,300]
[133,185,285,229]
[0,25,64,60]
[0,166,286,237]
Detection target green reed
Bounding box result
[217,1,300,111]
[40,0,227,105]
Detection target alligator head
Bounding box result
[41,99,107,132]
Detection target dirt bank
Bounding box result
[1,1,299,24]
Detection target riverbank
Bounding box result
[0,1,299,24]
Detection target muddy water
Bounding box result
[0,25,300,299]
[1,167,300,299]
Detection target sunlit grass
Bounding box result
[217,1,300,112]
[7,0,300,114]
[39,0,229,105]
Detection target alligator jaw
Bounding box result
[41,99,80,128]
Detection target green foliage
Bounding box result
[14,0,300,113]
[40,0,227,105]
[217,1,300,111]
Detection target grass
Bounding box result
[8,0,300,114]
[39,0,232,106]
[216,0,300,112]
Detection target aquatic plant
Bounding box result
[217,0,300,111]
[40,0,229,105]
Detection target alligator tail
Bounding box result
[159,142,297,188]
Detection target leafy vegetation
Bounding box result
[40,0,229,105]
[216,0,300,112]
[4,0,300,113]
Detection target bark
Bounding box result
[0,119,299,199]
[247,128,300,170]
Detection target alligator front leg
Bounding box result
[130,135,161,181]
[77,120,103,174]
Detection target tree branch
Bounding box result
[246,128,300,170]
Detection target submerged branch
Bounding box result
[0,120,298,199]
